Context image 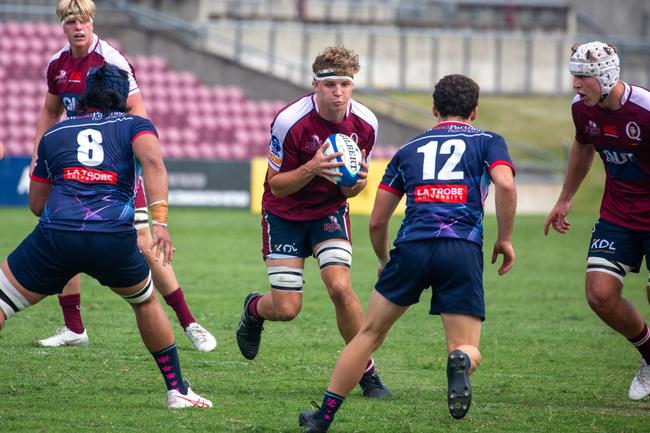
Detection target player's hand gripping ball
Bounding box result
[322,133,362,187]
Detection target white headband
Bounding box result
[314,69,354,83]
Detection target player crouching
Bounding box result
[0,64,211,410]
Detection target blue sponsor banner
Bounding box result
[0,157,31,206]
[0,158,252,208]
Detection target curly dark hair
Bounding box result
[432,74,479,119]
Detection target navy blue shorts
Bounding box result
[8,225,150,295]
[588,218,650,275]
[261,205,351,259]
[375,238,485,320]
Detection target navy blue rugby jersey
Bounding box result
[31,112,157,232]
[379,121,514,247]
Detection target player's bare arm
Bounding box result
[132,133,173,265]
[32,92,65,173]
[490,164,516,276]
[267,142,343,197]
[369,188,401,276]
[28,181,52,217]
[544,139,596,235]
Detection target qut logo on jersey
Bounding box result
[590,238,616,252]
[603,150,635,165]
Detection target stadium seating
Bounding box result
[0,21,397,160]
[0,21,289,161]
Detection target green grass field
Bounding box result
[1,207,649,433]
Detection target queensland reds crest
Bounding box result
[585,120,600,137]
[324,215,341,233]
[55,70,67,84]
[305,135,321,151]
[625,121,641,142]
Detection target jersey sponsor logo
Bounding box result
[415,184,468,203]
[324,215,342,233]
[69,71,83,83]
[625,121,641,141]
[273,243,298,254]
[64,166,117,184]
[62,94,78,114]
[305,135,321,151]
[269,135,282,166]
[585,120,599,137]
[603,124,618,138]
[602,150,635,165]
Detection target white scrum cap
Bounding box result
[569,41,620,99]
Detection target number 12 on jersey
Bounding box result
[417,139,466,180]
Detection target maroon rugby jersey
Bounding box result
[46,34,139,117]
[572,82,650,230]
[262,93,378,221]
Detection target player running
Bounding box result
[236,45,390,398]
[33,0,215,351]
[299,74,517,432]
[0,65,211,409]
[545,41,650,401]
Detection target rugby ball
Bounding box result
[323,133,362,187]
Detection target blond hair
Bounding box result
[312,46,360,79]
[57,0,96,23]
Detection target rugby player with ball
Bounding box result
[236,45,391,398]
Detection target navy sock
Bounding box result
[151,343,188,394]
[315,390,345,424]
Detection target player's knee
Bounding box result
[274,302,302,321]
[327,283,356,307]
[121,274,155,305]
[315,240,352,269]
[0,268,31,324]
[586,285,617,312]
[359,323,389,349]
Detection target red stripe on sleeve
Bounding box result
[379,183,404,197]
[488,160,516,176]
[131,130,158,144]
[30,174,53,184]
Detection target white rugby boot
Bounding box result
[37,326,89,347]
[167,382,213,409]
[184,322,217,352]
[629,358,650,400]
